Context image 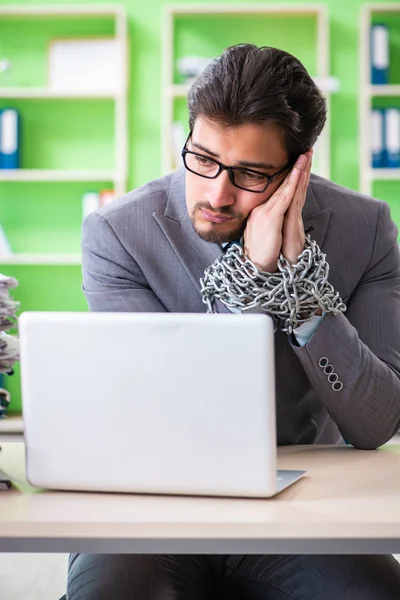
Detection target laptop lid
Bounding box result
[19,311,278,497]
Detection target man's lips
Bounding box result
[200,208,234,223]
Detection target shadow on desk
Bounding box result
[278,444,400,502]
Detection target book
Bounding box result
[371,108,385,168]
[171,121,187,169]
[384,108,400,168]
[370,24,389,85]
[0,221,12,255]
[99,189,117,207]
[82,191,100,220]
[0,274,20,375]
[0,108,20,169]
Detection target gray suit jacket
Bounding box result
[81,168,400,449]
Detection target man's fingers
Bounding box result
[257,153,308,215]
[285,172,305,223]
[303,151,313,206]
[305,150,313,178]
[266,165,302,213]
[287,165,307,217]
[252,166,300,217]
[283,154,307,187]
[298,171,308,216]
[274,167,302,212]
[285,158,309,225]
[295,150,312,214]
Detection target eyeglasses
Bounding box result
[181,135,292,194]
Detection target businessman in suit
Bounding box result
[68,44,400,599]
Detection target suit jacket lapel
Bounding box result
[154,212,223,294]
[153,169,230,312]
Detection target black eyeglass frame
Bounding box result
[181,134,293,194]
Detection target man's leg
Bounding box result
[219,554,400,599]
[67,553,222,600]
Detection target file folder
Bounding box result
[372,109,385,168]
[0,222,12,254]
[82,191,100,220]
[0,109,20,169]
[384,108,400,168]
[371,24,389,85]
[0,110,2,168]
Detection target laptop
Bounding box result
[19,311,305,498]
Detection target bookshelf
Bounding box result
[359,4,400,198]
[0,3,129,262]
[0,4,129,413]
[161,3,336,180]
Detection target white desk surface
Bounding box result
[1,442,400,554]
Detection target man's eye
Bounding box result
[195,156,214,166]
[240,170,266,182]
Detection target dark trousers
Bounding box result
[67,553,400,599]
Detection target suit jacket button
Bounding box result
[318,357,329,368]
[328,372,339,384]
[332,381,343,392]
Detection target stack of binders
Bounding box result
[0,274,19,370]
[0,274,20,416]
[0,108,20,169]
[0,372,8,417]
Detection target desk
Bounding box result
[1,442,400,554]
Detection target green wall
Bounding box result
[0,0,399,412]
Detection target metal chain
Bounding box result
[199,235,347,334]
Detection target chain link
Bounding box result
[200,235,347,334]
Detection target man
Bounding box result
[69,44,400,598]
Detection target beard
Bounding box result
[189,202,247,244]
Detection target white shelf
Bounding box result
[0,4,123,16]
[368,85,400,97]
[166,3,326,15]
[170,84,191,97]
[0,254,81,265]
[0,416,23,434]
[367,169,400,181]
[0,88,118,99]
[365,3,400,13]
[0,169,115,182]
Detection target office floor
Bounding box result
[0,553,68,599]
[1,430,400,599]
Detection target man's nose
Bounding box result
[205,170,235,209]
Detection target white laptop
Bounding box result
[18,311,305,498]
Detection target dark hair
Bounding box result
[187,44,327,161]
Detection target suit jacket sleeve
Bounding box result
[81,212,167,313]
[291,201,400,450]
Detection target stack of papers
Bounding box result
[0,274,20,374]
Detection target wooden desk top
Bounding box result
[1,442,400,554]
